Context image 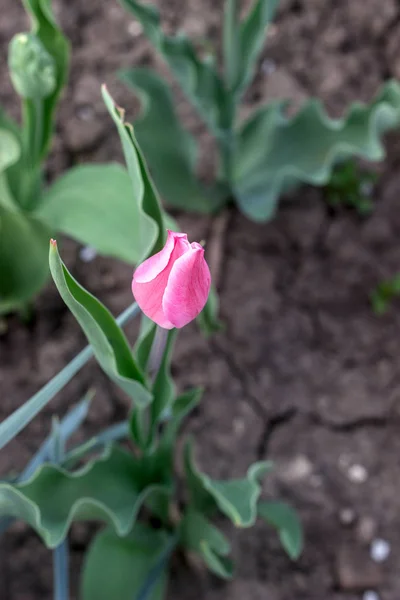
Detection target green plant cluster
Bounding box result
[0,0,161,315]
[118,0,400,221]
[0,88,302,599]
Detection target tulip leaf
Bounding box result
[119,0,226,135]
[102,85,165,260]
[49,241,152,407]
[119,68,224,213]
[231,0,280,97]
[0,206,50,313]
[36,163,153,264]
[258,501,303,560]
[234,81,400,221]
[0,445,169,549]
[184,441,273,527]
[179,508,234,579]
[81,524,171,600]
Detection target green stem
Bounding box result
[33,96,43,164]
[130,326,170,451]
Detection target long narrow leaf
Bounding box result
[49,240,151,406]
[0,303,139,451]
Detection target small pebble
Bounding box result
[262,59,276,75]
[370,539,390,563]
[76,105,95,122]
[347,464,368,483]
[128,21,142,36]
[80,246,97,263]
[339,507,356,526]
[363,591,380,600]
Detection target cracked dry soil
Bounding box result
[2,0,400,599]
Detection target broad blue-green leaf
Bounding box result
[232,0,280,97]
[0,206,50,313]
[184,441,273,527]
[119,68,223,213]
[21,0,70,160]
[36,163,152,263]
[258,500,303,560]
[180,508,234,579]
[102,85,165,260]
[81,524,171,600]
[49,241,152,407]
[0,446,169,548]
[119,0,226,134]
[234,81,400,221]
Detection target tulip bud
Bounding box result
[8,33,56,99]
[132,230,211,329]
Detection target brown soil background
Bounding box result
[1,0,400,598]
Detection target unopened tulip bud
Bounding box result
[8,33,56,99]
[132,230,211,329]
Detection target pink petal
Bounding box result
[134,230,189,283]
[132,231,191,328]
[162,244,211,328]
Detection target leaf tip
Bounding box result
[50,238,57,248]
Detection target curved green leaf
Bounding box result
[184,442,273,527]
[102,86,165,261]
[180,508,234,579]
[119,68,222,213]
[36,163,152,263]
[0,446,169,548]
[82,524,170,600]
[119,0,225,134]
[258,500,303,560]
[0,206,50,313]
[232,0,280,97]
[49,241,152,407]
[234,81,400,221]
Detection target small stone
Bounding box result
[363,592,380,600]
[336,544,384,591]
[79,246,97,263]
[76,105,95,122]
[280,455,313,482]
[128,21,142,36]
[347,464,368,484]
[262,59,276,75]
[339,507,356,526]
[370,539,390,563]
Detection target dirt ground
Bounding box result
[1,0,400,598]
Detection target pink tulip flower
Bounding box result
[132,230,211,329]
